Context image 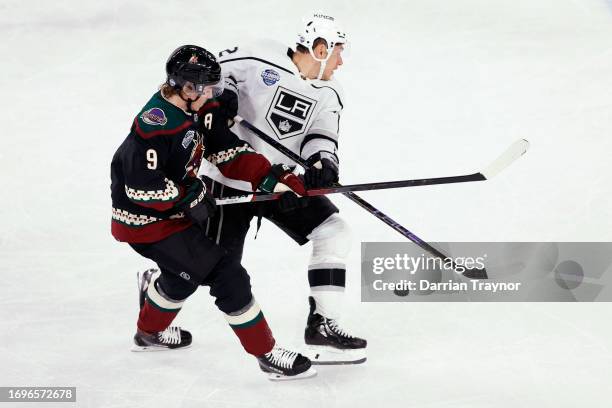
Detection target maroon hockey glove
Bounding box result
[258,164,307,196]
[177,178,217,227]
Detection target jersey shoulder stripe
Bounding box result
[300,133,338,154]
[310,84,344,109]
[133,117,193,139]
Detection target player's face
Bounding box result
[320,44,345,80]
[180,83,207,112]
[180,80,225,111]
[184,81,224,99]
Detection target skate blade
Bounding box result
[131,343,192,352]
[267,367,317,381]
[305,345,367,365]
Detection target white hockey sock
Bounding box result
[306,214,351,320]
[310,288,344,320]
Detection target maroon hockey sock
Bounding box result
[137,298,180,333]
[225,301,275,356]
[137,278,185,333]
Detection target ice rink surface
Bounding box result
[1,0,612,406]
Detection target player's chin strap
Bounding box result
[181,95,200,114]
[308,48,332,80]
[297,64,326,81]
[317,60,327,80]
[177,90,202,115]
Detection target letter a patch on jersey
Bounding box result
[266,87,317,140]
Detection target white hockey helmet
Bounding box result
[295,13,347,63]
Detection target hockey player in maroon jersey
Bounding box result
[110,45,314,380]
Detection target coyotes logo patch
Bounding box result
[184,132,205,179]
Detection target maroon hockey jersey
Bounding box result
[110,91,271,243]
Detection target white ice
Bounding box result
[1,0,612,407]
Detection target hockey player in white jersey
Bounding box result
[200,13,367,364]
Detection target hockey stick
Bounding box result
[235,116,523,281]
[213,176,483,205]
[216,139,529,205]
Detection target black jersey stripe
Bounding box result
[220,57,295,75]
[310,84,344,109]
[300,134,338,155]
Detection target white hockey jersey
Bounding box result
[199,40,344,191]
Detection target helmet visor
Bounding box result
[184,79,225,99]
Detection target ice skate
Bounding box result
[134,269,191,351]
[304,296,367,365]
[257,345,316,381]
[132,326,192,351]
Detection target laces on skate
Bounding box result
[328,319,353,338]
[158,326,182,345]
[265,346,298,369]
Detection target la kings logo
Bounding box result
[266,87,317,140]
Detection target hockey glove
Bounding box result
[258,164,308,212]
[177,178,217,227]
[217,88,238,127]
[258,164,307,196]
[304,152,339,188]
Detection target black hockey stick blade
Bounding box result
[395,139,527,293]
[393,266,488,297]
[461,268,489,279]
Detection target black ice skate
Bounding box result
[304,296,367,365]
[132,269,192,351]
[132,326,192,351]
[257,345,317,381]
